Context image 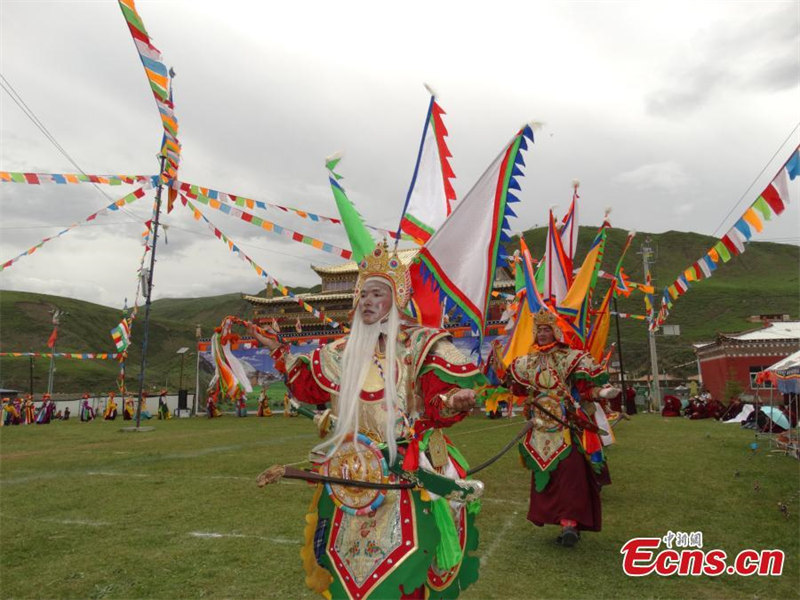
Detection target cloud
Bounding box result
[645,4,799,117]
[2,1,798,311]
[613,162,692,192]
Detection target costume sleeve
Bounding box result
[417,370,470,429]
[415,338,487,431]
[270,345,332,406]
[570,353,609,402]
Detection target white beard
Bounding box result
[312,307,400,465]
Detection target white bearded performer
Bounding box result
[251,241,486,600]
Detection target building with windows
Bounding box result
[693,321,800,401]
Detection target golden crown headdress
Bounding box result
[533,307,564,342]
[354,240,411,309]
[533,307,558,328]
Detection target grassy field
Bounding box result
[1,413,798,599]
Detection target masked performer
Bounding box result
[509,308,617,547]
[252,242,485,600]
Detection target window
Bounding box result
[749,366,773,389]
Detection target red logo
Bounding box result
[621,533,784,577]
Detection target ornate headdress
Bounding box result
[533,307,563,341]
[354,240,411,309]
[533,307,557,328]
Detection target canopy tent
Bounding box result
[759,349,800,394]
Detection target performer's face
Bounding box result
[536,325,556,346]
[359,280,393,325]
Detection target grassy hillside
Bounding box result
[519,227,799,377]
[1,229,797,390]
[149,292,253,325]
[0,291,210,394]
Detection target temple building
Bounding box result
[694,321,800,401]
[243,249,515,341]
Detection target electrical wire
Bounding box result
[710,121,800,237]
[0,73,150,224]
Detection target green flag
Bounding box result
[327,159,375,263]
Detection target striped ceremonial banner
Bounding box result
[180,194,345,330]
[1,172,155,186]
[187,192,353,259]
[0,184,151,272]
[0,352,122,359]
[117,0,181,181]
[652,145,798,329]
[174,180,406,241]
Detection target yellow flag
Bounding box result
[502,300,534,367]
[587,285,614,362]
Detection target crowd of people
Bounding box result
[661,390,725,419]
[659,390,797,435]
[1,389,178,426]
[2,393,59,425]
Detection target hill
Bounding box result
[519,226,799,378]
[1,229,797,391]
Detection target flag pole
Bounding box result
[134,154,167,430]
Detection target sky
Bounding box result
[1,0,798,310]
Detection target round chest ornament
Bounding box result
[321,433,390,515]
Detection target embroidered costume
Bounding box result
[509,309,610,538]
[265,243,485,600]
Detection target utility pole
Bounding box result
[640,239,662,412]
[134,154,167,430]
[29,355,34,396]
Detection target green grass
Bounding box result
[1,414,797,599]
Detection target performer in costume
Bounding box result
[3,398,21,426]
[256,389,272,417]
[23,395,36,424]
[138,393,153,420]
[206,390,222,418]
[123,396,135,420]
[251,242,485,600]
[509,308,617,547]
[35,394,54,424]
[158,391,171,420]
[80,395,95,422]
[104,392,119,420]
[282,392,296,417]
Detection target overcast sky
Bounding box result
[1,0,798,310]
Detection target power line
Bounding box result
[710,121,800,237]
[0,73,147,224]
